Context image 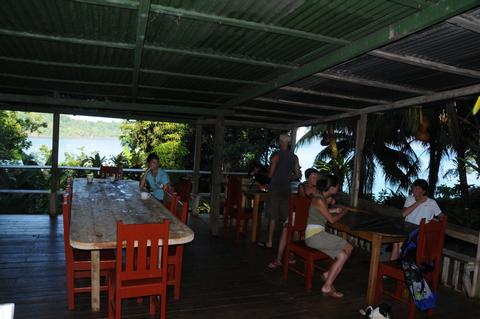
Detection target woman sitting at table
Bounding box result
[139,153,170,202]
[306,174,353,298]
[268,168,321,269]
[390,179,442,260]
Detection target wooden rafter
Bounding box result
[295,82,480,126]
[131,0,151,101]
[369,49,480,78]
[280,86,391,104]
[448,13,480,34]
[0,93,229,116]
[222,0,479,109]
[316,72,435,95]
[254,97,355,112]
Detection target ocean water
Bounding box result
[26,137,122,164]
[25,136,479,196]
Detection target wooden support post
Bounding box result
[49,112,60,217]
[350,114,367,207]
[192,122,203,215]
[290,127,297,151]
[472,232,480,297]
[210,115,225,236]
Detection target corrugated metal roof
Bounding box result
[0,0,479,127]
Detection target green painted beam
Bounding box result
[0,84,223,106]
[0,29,297,71]
[131,0,151,101]
[0,28,134,49]
[149,4,350,45]
[0,93,230,116]
[76,0,350,45]
[223,0,480,108]
[143,45,298,70]
[0,56,132,72]
[0,72,239,96]
[141,69,264,85]
[386,0,425,9]
[0,73,132,88]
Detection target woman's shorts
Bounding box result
[305,231,348,259]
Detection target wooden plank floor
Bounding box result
[1,214,480,319]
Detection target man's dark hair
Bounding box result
[412,179,429,193]
[304,168,319,179]
[146,153,159,163]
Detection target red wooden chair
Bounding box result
[283,195,333,292]
[62,193,115,310]
[374,216,448,319]
[223,175,253,241]
[99,165,119,179]
[167,199,189,300]
[108,220,170,319]
[175,177,192,204]
[163,188,178,213]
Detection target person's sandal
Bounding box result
[322,286,344,298]
[267,260,282,269]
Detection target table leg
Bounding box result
[91,250,100,312]
[366,234,382,305]
[251,195,260,242]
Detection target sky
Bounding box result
[66,115,122,122]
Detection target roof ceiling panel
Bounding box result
[0,0,137,43]
[145,14,332,64]
[0,35,134,67]
[379,22,480,70]
[0,60,132,84]
[141,50,284,82]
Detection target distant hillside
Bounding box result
[25,113,122,138]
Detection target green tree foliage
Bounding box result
[25,113,121,138]
[0,111,47,161]
[120,121,193,169]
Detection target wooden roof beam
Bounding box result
[280,86,391,104]
[255,97,355,112]
[144,45,298,70]
[369,49,480,78]
[75,0,349,45]
[295,82,480,126]
[448,13,480,34]
[235,106,324,119]
[0,28,134,49]
[199,119,288,130]
[222,0,478,108]
[316,72,435,95]
[0,72,238,96]
[0,84,223,106]
[0,30,297,71]
[0,93,229,116]
[141,69,264,85]
[131,0,151,101]
[0,102,198,124]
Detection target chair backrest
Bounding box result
[175,178,192,203]
[287,195,311,238]
[99,165,118,178]
[62,193,74,263]
[416,216,448,270]
[226,176,244,213]
[163,189,179,213]
[116,220,170,281]
[175,200,189,224]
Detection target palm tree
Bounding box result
[297,109,421,196]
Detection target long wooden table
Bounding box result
[70,178,194,312]
[328,210,413,304]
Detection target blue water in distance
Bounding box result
[26,137,122,164]
[26,136,479,196]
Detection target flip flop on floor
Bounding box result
[256,241,272,249]
[322,286,344,298]
[267,260,282,269]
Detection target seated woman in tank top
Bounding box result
[305,175,353,298]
